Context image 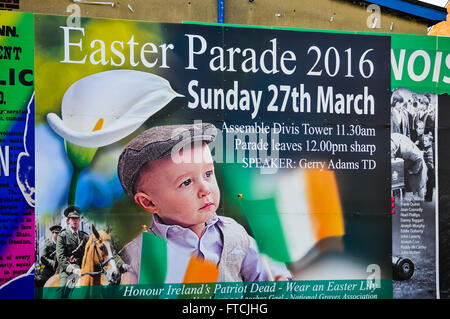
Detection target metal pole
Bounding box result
[73,0,115,7]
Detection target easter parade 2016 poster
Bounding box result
[31,13,391,299]
[1,10,450,300]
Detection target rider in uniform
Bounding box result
[55,206,89,287]
[35,225,61,287]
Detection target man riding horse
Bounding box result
[56,206,91,287]
[55,206,129,288]
[35,225,62,287]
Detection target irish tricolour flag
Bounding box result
[139,230,219,285]
[238,168,345,263]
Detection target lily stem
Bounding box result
[68,166,81,206]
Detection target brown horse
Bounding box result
[76,225,120,286]
[44,225,120,288]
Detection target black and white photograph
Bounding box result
[391,87,438,299]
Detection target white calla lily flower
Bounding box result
[47,69,183,148]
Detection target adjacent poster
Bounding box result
[390,33,450,299]
[1,10,450,300]
[0,10,34,299]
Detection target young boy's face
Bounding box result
[134,142,220,231]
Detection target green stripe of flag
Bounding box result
[239,197,291,262]
[139,232,167,285]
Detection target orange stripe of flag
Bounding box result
[182,254,220,283]
[304,169,345,241]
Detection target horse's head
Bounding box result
[90,224,120,285]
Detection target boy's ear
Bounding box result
[134,192,159,214]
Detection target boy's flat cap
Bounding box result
[118,123,217,196]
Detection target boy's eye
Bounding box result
[205,170,213,178]
[180,179,192,188]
